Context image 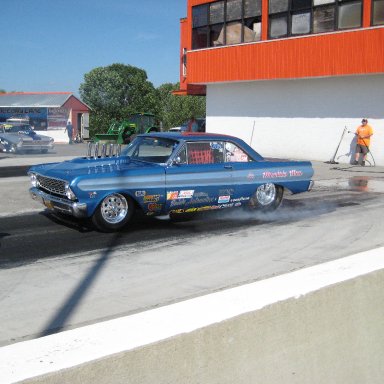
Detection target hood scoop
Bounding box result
[87,142,122,160]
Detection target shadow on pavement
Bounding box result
[39,233,122,337]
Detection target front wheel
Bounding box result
[92,193,134,232]
[247,183,283,211]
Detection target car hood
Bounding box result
[1,132,52,142]
[29,156,162,181]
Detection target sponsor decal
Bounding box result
[193,192,209,198]
[219,203,234,209]
[218,195,231,204]
[247,172,255,180]
[167,191,179,200]
[231,197,250,203]
[262,170,303,178]
[143,194,160,203]
[170,205,220,214]
[178,190,194,199]
[88,192,97,198]
[167,190,195,200]
[289,170,303,177]
[219,188,234,195]
[135,190,146,197]
[185,196,216,206]
[170,199,186,207]
[262,171,287,178]
[148,203,162,211]
[185,207,198,213]
[170,209,185,214]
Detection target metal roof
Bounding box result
[0,93,73,107]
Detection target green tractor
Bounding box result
[94,112,160,144]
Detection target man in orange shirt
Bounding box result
[353,118,373,166]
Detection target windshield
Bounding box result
[122,136,179,163]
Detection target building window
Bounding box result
[191,0,262,50]
[338,1,362,29]
[268,0,362,38]
[372,0,384,25]
[313,5,335,33]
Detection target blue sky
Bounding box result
[0,0,187,94]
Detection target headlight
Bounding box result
[65,183,77,200]
[30,173,39,187]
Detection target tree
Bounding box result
[79,64,206,135]
[157,83,206,130]
[79,64,159,134]
[0,89,6,94]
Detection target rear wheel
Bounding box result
[92,193,134,232]
[248,183,283,211]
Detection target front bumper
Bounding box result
[29,187,88,218]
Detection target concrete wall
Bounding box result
[206,74,384,166]
[1,248,384,384]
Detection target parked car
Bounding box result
[0,123,54,154]
[28,132,314,232]
[169,118,206,132]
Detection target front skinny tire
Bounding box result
[92,193,134,232]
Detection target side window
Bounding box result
[186,141,224,164]
[225,142,251,162]
[175,145,188,164]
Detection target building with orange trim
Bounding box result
[177,0,384,165]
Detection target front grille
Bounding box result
[36,175,66,196]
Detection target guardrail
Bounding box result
[1,248,384,384]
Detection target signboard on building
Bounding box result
[48,108,70,130]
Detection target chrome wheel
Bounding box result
[248,184,283,211]
[100,193,128,224]
[256,183,276,206]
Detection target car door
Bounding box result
[223,140,260,205]
[165,140,234,213]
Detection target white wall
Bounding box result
[206,74,384,165]
[35,129,69,144]
[1,249,384,384]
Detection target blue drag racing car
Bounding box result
[29,132,314,231]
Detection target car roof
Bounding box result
[136,132,264,161]
[139,132,234,141]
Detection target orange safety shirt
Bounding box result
[356,124,373,147]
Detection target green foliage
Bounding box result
[0,89,6,93]
[79,63,206,135]
[156,83,206,130]
[79,64,158,135]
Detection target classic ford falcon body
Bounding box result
[0,123,54,154]
[29,132,314,231]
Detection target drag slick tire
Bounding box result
[92,193,134,232]
[248,183,283,211]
